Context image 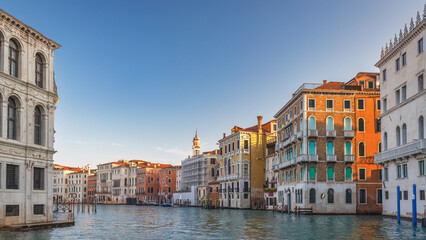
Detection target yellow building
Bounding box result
[218,116,277,209]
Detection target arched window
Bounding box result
[384,132,388,151]
[345,189,352,204]
[396,126,401,147]
[419,116,425,139]
[309,188,316,203]
[326,117,334,130]
[308,116,316,130]
[35,53,43,88]
[402,124,407,145]
[358,142,365,157]
[9,39,19,77]
[211,168,215,177]
[309,167,316,180]
[345,167,352,180]
[309,141,316,155]
[345,142,352,155]
[326,141,334,155]
[327,167,334,180]
[344,117,351,131]
[328,188,334,203]
[34,106,42,145]
[358,118,365,132]
[7,98,17,140]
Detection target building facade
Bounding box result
[159,166,178,203]
[274,74,381,214]
[264,139,277,209]
[374,8,426,220]
[0,10,60,226]
[87,172,97,203]
[218,116,277,209]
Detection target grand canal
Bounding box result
[1,205,425,239]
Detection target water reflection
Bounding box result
[1,205,425,239]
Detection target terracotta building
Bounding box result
[273,73,381,214]
[87,171,97,203]
[136,163,171,203]
[159,166,179,203]
[218,116,277,209]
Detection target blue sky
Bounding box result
[2,0,424,167]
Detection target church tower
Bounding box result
[192,130,201,156]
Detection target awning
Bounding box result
[269,179,277,184]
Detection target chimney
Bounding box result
[323,80,327,85]
[292,93,295,98]
[257,116,263,133]
[223,133,226,138]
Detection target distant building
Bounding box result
[176,166,182,192]
[53,165,80,203]
[218,116,277,209]
[273,74,381,214]
[0,9,60,226]
[264,138,277,209]
[374,7,426,220]
[136,162,171,203]
[87,171,97,203]
[159,166,179,203]
[67,165,92,202]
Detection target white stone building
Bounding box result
[375,8,426,220]
[0,10,60,226]
[53,165,78,203]
[176,167,181,192]
[67,168,90,202]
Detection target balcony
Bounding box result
[243,149,249,154]
[296,131,303,139]
[326,154,337,162]
[290,135,297,143]
[344,155,355,162]
[308,130,318,137]
[326,130,336,138]
[272,164,280,171]
[344,130,354,138]
[296,154,318,163]
[374,139,426,164]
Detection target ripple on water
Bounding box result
[1,206,425,240]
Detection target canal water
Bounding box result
[1,205,425,239]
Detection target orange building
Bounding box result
[87,171,97,203]
[273,72,381,214]
[136,163,171,203]
[159,166,179,203]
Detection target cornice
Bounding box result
[376,19,426,68]
[0,9,61,50]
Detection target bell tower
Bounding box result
[192,130,201,156]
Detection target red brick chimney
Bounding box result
[323,80,327,85]
[257,116,263,133]
[223,133,226,138]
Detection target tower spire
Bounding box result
[192,130,201,156]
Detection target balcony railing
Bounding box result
[296,131,303,139]
[344,155,355,162]
[290,135,297,143]
[326,130,336,137]
[308,130,318,137]
[344,130,354,138]
[326,154,337,162]
[243,149,249,154]
[374,139,426,164]
[296,154,318,163]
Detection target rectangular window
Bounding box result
[396,58,400,71]
[294,106,297,116]
[290,110,292,119]
[357,99,364,110]
[34,167,45,190]
[6,205,19,216]
[308,99,315,111]
[368,81,374,89]
[377,189,383,204]
[420,190,425,200]
[243,164,248,175]
[359,168,366,181]
[403,164,408,178]
[420,160,425,176]
[401,85,406,102]
[419,74,424,93]
[6,164,19,189]
[402,52,407,66]
[383,69,387,81]
[397,165,402,178]
[395,89,400,105]
[326,99,333,111]
[300,101,303,112]
[237,140,240,149]
[418,38,423,53]
[359,81,365,88]
[343,100,351,112]
[33,204,45,215]
[359,189,366,204]
[377,99,380,111]
[384,167,388,181]
[403,190,408,200]
[232,142,234,151]
[243,140,249,150]
[379,169,382,180]
[385,191,389,200]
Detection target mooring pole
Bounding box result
[413,184,417,226]
[397,186,401,224]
